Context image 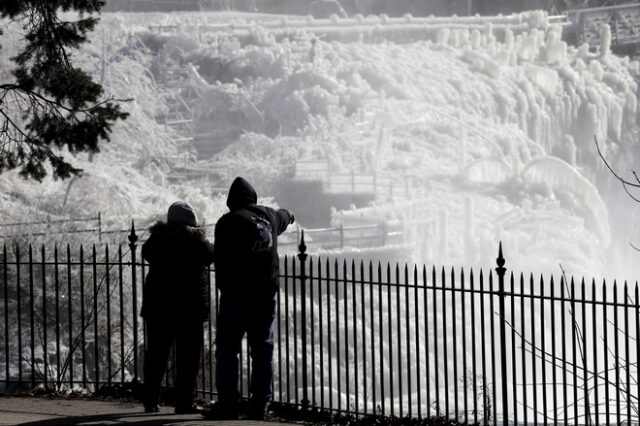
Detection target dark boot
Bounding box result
[174,402,202,414]
[143,404,159,413]
[201,401,239,420]
[247,400,269,420]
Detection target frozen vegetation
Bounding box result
[1,10,640,281]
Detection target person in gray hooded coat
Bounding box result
[141,201,214,414]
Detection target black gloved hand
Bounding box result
[287,210,295,225]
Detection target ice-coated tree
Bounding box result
[0,0,128,181]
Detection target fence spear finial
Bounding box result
[298,229,307,257]
[496,241,505,269]
[128,220,138,245]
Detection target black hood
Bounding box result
[227,177,257,211]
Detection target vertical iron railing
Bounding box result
[298,230,310,410]
[495,243,508,424]
[0,234,639,425]
[128,222,139,384]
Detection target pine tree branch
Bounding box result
[1,84,129,114]
[0,0,128,180]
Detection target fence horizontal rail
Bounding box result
[0,215,409,253]
[0,229,638,425]
[0,217,100,228]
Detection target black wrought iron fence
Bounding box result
[1,226,639,425]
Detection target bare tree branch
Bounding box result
[621,183,640,203]
[594,135,640,188]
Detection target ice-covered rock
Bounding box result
[525,65,560,97]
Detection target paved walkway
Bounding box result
[0,397,298,425]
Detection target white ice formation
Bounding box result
[1,10,639,280]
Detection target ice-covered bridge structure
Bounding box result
[564,3,640,55]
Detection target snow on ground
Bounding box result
[1,10,640,281]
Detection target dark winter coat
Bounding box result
[141,222,214,322]
[213,177,292,295]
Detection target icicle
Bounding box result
[600,24,612,57]
[436,28,450,47]
[544,29,567,65]
[450,28,460,48]
[589,60,604,82]
[624,90,638,123]
[484,22,495,49]
[459,28,471,48]
[505,26,514,52]
[470,29,481,50]
[609,99,623,142]
[518,31,538,62]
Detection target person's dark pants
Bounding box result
[215,292,276,410]
[143,317,204,409]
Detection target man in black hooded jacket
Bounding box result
[207,177,294,420]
